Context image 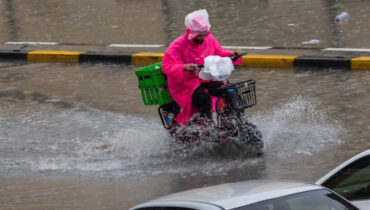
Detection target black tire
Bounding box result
[239,121,264,156]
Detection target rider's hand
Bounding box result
[231,50,245,61]
[184,64,196,72]
[233,50,243,56]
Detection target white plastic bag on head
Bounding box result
[199,56,234,81]
[185,9,211,40]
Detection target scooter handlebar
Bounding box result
[231,52,248,61]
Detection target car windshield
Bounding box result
[233,189,358,210]
[324,156,370,200]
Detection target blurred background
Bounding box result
[0,0,369,48]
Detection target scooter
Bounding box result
[157,54,263,155]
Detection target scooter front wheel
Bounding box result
[240,121,264,156]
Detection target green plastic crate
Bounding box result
[135,62,173,105]
[139,83,173,105]
[135,62,167,86]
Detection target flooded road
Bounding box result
[0,61,369,209]
[0,0,369,48]
[0,0,370,209]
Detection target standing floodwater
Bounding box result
[0,0,369,209]
[0,62,369,209]
[0,0,369,48]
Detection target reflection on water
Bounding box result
[0,0,369,47]
[0,62,369,209]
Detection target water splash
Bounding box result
[251,95,343,157]
[0,95,344,179]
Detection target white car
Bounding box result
[316,149,370,210]
[129,179,358,210]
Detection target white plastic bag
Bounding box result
[199,56,234,81]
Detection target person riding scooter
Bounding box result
[162,9,243,126]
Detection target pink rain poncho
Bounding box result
[162,9,241,125]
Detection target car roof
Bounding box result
[316,149,370,185]
[130,179,323,210]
